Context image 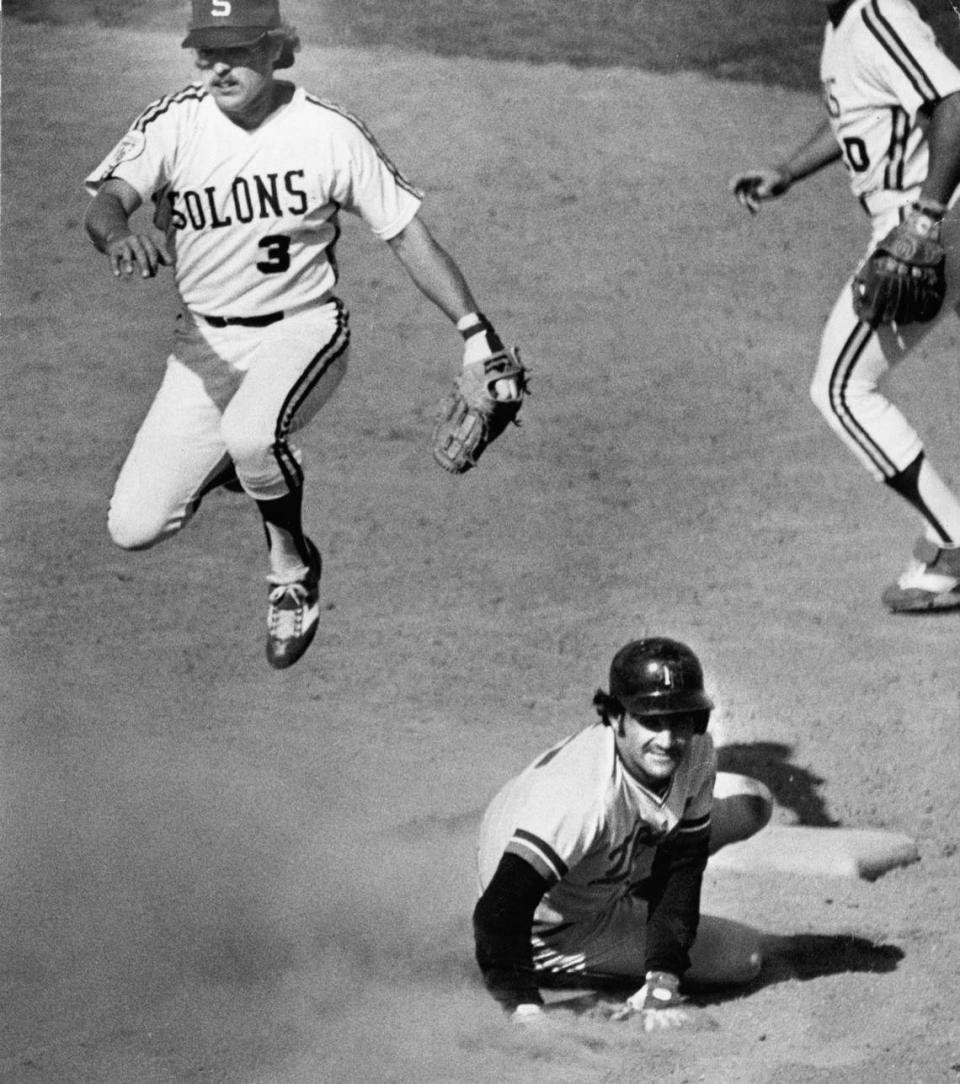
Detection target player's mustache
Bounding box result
[648,742,683,757]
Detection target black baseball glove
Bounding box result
[852,203,947,326]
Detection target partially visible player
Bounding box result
[83,0,523,669]
[474,638,772,1026]
[730,0,960,613]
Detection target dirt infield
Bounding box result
[3,19,960,1084]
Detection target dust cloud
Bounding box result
[3,705,611,1081]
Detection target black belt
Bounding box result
[201,310,285,328]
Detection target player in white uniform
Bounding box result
[730,0,960,612]
[474,638,772,1026]
[83,0,514,668]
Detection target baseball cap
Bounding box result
[182,0,282,50]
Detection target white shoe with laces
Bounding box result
[881,536,960,613]
[265,539,322,669]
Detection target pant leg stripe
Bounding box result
[272,300,351,491]
[827,320,899,478]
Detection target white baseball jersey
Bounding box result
[84,83,423,317]
[477,721,715,928]
[820,0,960,215]
[811,0,960,527]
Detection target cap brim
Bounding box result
[182,26,271,49]
[620,691,714,717]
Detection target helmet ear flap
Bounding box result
[593,689,622,725]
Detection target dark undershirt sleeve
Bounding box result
[473,852,551,1013]
[641,827,710,978]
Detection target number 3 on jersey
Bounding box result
[257,234,291,273]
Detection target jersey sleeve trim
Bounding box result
[676,811,711,838]
[374,201,422,243]
[505,829,569,883]
[862,0,940,101]
[303,93,423,200]
[131,84,206,134]
[84,85,204,198]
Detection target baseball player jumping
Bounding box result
[83,0,526,669]
[730,0,960,613]
[474,638,772,1026]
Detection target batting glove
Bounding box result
[459,312,504,362]
[456,311,522,403]
[610,972,694,1030]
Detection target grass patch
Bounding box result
[7,0,960,89]
[4,0,181,26]
[321,0,829,88]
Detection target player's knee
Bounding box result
[739,778,774,835]
[107,512,162,551]
[810,359,880,423]
[809,370,832,419]
[107,499,183,550]
[724,942,763,987]
[730,923,764,985]
[688,917,763,988]
[711,774,773,852]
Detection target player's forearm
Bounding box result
[473,923,543,1012]
[919,91,960,208]
[84,191,135,253]
[777,119,842,185]
[473,854,549,1013]
[387,216,480,323]
[643,836,709,976]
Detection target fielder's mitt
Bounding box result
[852,205,946,326]
[432,347,528,473]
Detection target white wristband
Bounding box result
[456,312,484,336]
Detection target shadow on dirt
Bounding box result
[754,932,905,984]
[680,934,902,1007]
[396,810,481,840]
[683,933,906,1006]
[540,934,904,1017]
[718,741,840,827]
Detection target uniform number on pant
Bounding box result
[257,234,291,274]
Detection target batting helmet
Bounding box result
[602,637,714,732]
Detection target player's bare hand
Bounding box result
[729,168,791,214]
[105,233,170,279]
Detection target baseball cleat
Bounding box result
[881,537,960,613]
[265,538,322,669]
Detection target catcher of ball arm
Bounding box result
[432,346,528,474]
[852,202,947,327]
